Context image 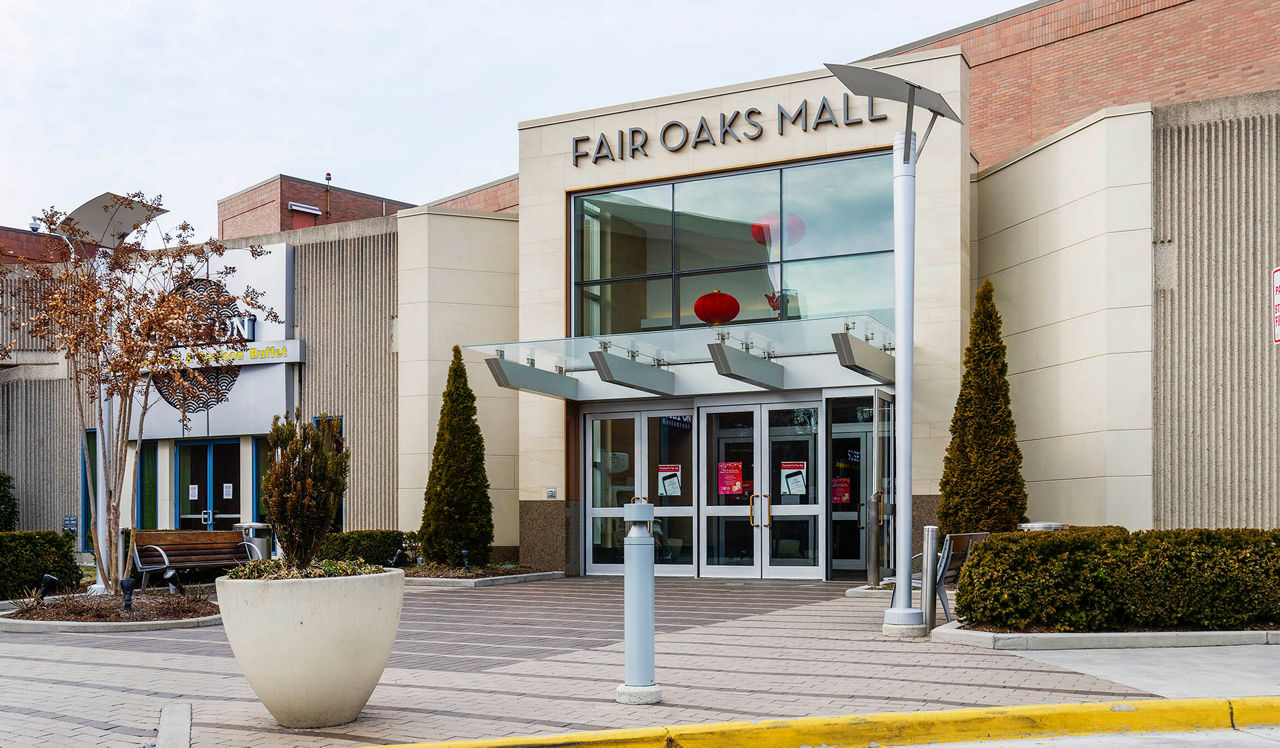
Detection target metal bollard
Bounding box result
[616,498,662,705]
[922,525,939,630]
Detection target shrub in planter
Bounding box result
[957,526,1280,632]
[0,472,16,532]
[218,409,403,729]
[260,410,349,568]
[316,530,405,565]
[0,531,80,600]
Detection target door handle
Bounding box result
[874,490,886,527]
[763,494,772,527]
[748,494,760,527]
[201,510,213,526]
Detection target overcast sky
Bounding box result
[1,0,1016,238]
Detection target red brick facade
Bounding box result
[430,176,519,214]
[904,0,1280,165]
[0,227,73,264]
[217,175,415,239]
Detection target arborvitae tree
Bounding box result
[0,471,16,532]
[937,279,1027,536]
[420,346,493,566]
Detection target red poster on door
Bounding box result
[831,477,851,505]
[718,462,743,494]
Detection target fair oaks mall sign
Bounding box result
[570,94,889,167]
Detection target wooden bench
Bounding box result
[131,530,260,589]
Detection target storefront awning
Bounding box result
[466,314,895,401]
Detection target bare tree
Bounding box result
[0,193,276,593]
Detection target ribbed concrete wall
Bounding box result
[293,224,398,530]
[0,378,80,530]
[1153,92,1280,528]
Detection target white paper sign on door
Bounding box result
[657,465,682,496]
[188,485,199,501]
[223,483,234,499]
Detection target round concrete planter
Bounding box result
[215,568,404,728]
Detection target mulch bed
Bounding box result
[7,593,218,623]
[403,562,539,579]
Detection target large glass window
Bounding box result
[573,152,894,335]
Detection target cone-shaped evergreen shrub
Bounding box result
[937,279,1027,536]
[261,409,349,568]
[420,346,493,566]
[0,472,16,532]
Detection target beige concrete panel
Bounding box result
[1008,357,1109,441]
[397,395,435,466]
[986,234,1108,334]
[397,303,430,363]
[156,440,174,530]
[426,269,519,308]
[239,437,254,523]
[491,488,519,547]
[1004,306,1151,375]
[1105,229,1154,309]
[425,214,518,274]
[1019,433,1108,483]
[1103,352,1152,432]
[428,304,522,354]
[1026,477,1108,526]
[397,488,421,532]
[1104,476,1154,530]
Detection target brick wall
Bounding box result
[431,176,519,214]
[218,176,416,239]
[0,227,89,264]
[908,0,1280,165]
[218,180,281,240]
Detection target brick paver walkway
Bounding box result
[0,578,1150,746]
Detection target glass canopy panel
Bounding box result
[464,313,894,374]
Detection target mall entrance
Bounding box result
[175,440,242,531]
[582,391,893,580]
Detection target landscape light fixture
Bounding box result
[825,63,963,635]
[37,574,59,601]
[164,569,186,596]
[389,549,407,568]
[461,549,471,573]
[121,577,135,612]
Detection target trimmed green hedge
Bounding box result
[956,527,1280,632]
[0,531,81,600]
[315,530,405,565]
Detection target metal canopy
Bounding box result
[824,64,962,124]
[832,332,895,384]
[469,314,895,401]
[64,192,167,248]
[486,356,579,400]
[707,342,784,391]
[589,349,676,397]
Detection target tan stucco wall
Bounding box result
[972,104,1154,528]
[515,47,972,506]
[396,206,520,546]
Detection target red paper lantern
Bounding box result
[750,211,806,246]
[694,290,740,326]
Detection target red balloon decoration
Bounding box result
[750,211,805,246]
[694,290,740,326]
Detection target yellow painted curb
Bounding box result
[376,695,1280,748]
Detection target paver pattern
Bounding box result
[0,578,1150,747]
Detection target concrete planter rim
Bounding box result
[216,567,401,587]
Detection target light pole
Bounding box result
[825,63,962,637]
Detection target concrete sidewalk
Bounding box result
[0,578,1157,746]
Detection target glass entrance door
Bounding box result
[700,403,824,579]
[176,441,241,531]
[585,410,695,575]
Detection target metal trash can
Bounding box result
[1017,521,1067,532]
[234,522,274,560]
